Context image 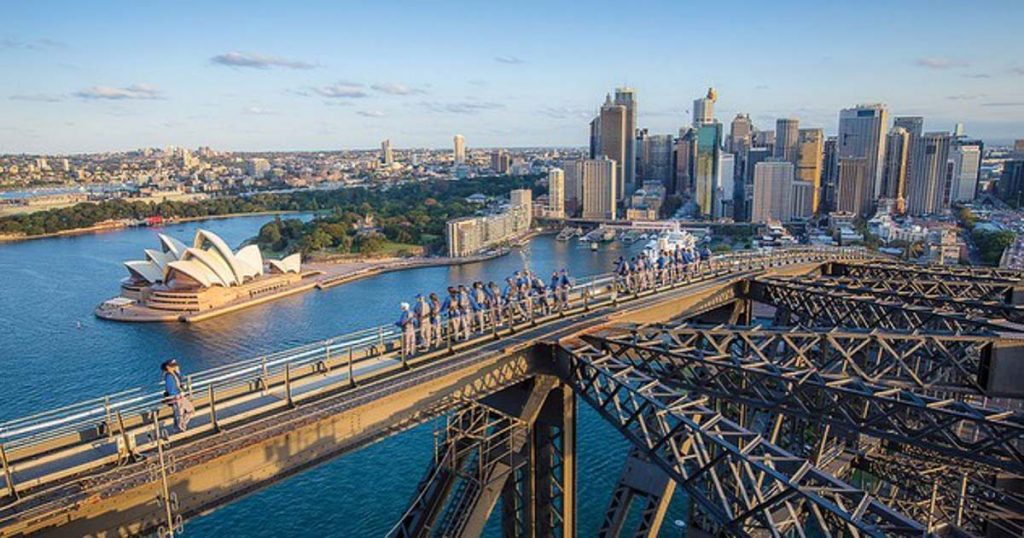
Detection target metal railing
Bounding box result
[0,245,875,501]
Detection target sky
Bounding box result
[1,0,1023,154]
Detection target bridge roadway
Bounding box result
[0,249,922,536]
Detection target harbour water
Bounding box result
[0,215,688,536]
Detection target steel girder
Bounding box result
[816,275,1019,303]
[747,278,1004,334]
[660,324,994,396]
[830,262,1024,284]
[559,342,927,537]
[390,400,528,538]
[764,275,1024,325]
[580,329,1024,474]
[850,450,1024,536]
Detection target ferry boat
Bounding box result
[643,228,697,258]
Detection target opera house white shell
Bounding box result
[124,229,300,289]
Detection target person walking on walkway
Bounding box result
[471,282,487,332]
[429,293,443,347]
[457,285,472,340]
[396,302,416,358]
[162,359,195,433]
[414,294,432,351]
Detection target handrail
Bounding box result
[0,246,875,455]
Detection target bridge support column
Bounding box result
[530,383,576,538]
[597,447,674,538]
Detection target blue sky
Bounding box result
[2,0,1022,153]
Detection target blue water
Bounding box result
[0,216,688,536]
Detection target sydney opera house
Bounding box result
[97,229,303,321]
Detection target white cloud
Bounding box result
[301,82,368,99]
[211,51,315,70]
[357,110,385,117]
[9,93,63,102]
[74,84,163,100]
[495,56,525,64]
[244,106,277,115]
[914,57,967,70]
[422,100,504,114]
[371,83,425,95]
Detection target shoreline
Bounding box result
[0,210,299,244]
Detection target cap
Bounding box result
[400,302,410,310]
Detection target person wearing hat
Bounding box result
[428,292,443,347]
[395,302,416,358]
[161,359,195,433]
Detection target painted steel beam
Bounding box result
[558,342,926,537]
[829,261,1024,285]
[747,277,1006,334]
[765,275,1024,324]
[582,331,1024,474]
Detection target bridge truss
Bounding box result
[392,260,1024,537]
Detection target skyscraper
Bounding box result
[593,94,627,200]
[692,87,717,127]
[906,132,951,215]
[728,114,753,154]
[715,153,736,219]
[491,150,510,174]
[949,140,982,203]
[639,133,674,188]
[837,104,888,201]
[547,168,565,218]
[381,139,393,166]
[561,159,584,217]
[581,157,618,220]
[893,117,923,195]
[742,147,771,221]
[673,129,695,196]
[614,87,638,195]
[999,160,1024,207]
[774,118,800,165]
[881,127,910,212]
[693,122,723,218]
[510,189,533,229]
[821,136,838,212]
[453,134,466,164]
[796,128,823,213]
[751,160,795,223]
[836,158,872,216]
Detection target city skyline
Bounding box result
[3,0,1024,154]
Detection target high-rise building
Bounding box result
[381,139,394,166]
[715,153,736,219]
[821,137,839,212]
[693,122,723,218]
[752,129,775,152]
[453,134,466,164]
[673,129,695,195]
[1014,140,1024,154]
[774,118,800,165]
[836,158,872,216]
[792,181,814,220]
[692,87,717,127]
[999,160,1024,207]
[728,114,753,154]
[906,132,951,216]
[581,157,618,220]
[562,160,584,217]
[639,133,674,188]
[593,94,627,200]
[881,127,910,212]
[838,104,888,200]
[614,87,638,194]
[948,142,981,203]
[796,128,823,213]
[547,168,565,218]
[742,147,771,221]
[491,150,511,174]
[751,160,795,223]
[510,188,533,230]
[893,117,923,193]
